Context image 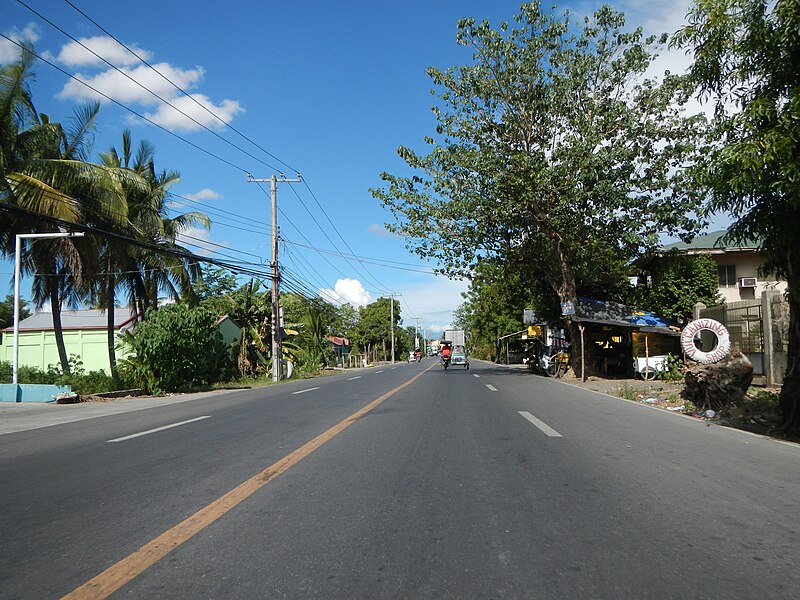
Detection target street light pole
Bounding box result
[13,231,85,384]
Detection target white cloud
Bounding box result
[368,223,392,237]
[57,35,151,68]
[176,226,220,257]
[0,23,40,64]
[319,278,372,307]
[143,94,243,132]
[59,62,205,105]
[185,188,222,201]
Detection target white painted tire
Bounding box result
[681,318,731,364]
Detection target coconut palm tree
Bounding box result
[1,46,130,374]
[94,130,209,379]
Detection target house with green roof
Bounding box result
[0,308,139,374]
[1,309,242,376]
[660,230,786,304]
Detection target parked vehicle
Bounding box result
[530,344,570,377]
[546,348,570,378]
[633,355,668,380]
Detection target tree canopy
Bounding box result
[675,0,800,428]
[372,1,708,372]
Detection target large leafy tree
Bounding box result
[675,0,800,429]
[633,254,721,325]
[350,297,400,362]
[372,2,706,375]
[0,294,30,329]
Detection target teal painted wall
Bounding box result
[218,317,241,347]
[0,330,130,374]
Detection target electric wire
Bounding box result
[61,0,299,174]
[300,179,395,293]
[285,183,393,295]
[0,34,248,174]
[0,203,275,281]
[4,13,437,313]
[4,26,416,290]
[15,0,285,173]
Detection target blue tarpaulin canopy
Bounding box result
[566,298,678,334]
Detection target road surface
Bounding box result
[1,359,798,598]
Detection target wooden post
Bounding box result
[580,323,586,382]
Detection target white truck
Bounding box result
[444,329,466,346]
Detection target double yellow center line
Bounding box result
[64,364,435,599]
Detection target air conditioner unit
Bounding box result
[739,277,757,288]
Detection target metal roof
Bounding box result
[4,308,140,332]
[660,230,760,251]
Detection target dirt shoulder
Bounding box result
[559,372,797,444]
[561,374,686,410]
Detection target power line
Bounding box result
[61,0,299,174]
[0,34,249,174]
[0,203,274,280]
[16,0,288,173]
[282,240,437,274]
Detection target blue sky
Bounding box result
[1,0,697,333]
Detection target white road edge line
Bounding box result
[519,411,562,437]
[473,374,480,378]
[107,416,211,443]
[486,384,498,392]
[347,376,362,381]
[292,387,321,395]
[375,370,384,374]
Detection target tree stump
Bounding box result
[682,350,754,411]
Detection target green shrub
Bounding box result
[658,353,685,382]
[118,304,234,394]
[616,383,638,401]
[748,389,781,413]
[0,357,123,394]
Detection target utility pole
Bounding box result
[390,293,395,364]
[248,173,302,382]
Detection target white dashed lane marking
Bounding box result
[107,416,211,443]
[519,411,562,437]
[292,387,320,395]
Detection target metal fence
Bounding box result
[697,292,789,383]
[701,300,763,353]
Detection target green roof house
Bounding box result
[660,230,786,304]
[0,308,139,374]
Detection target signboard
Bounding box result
[561,301,576,316]
[528,325,542,337]
[523,309,537,324]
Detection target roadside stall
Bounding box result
[563,298,680,379]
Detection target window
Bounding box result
[718,265,737,287]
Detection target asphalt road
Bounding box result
[1,359,799,599]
